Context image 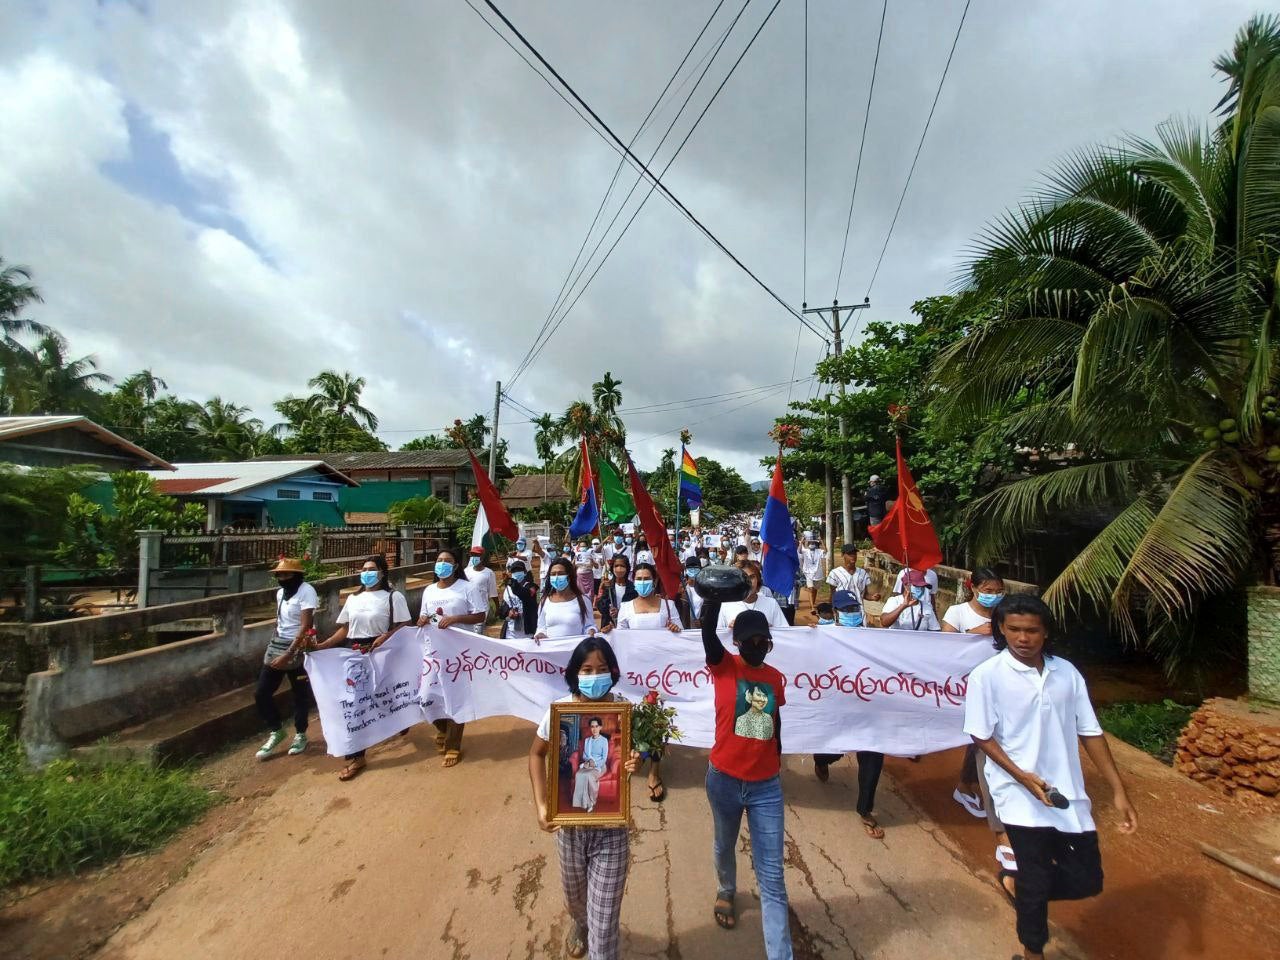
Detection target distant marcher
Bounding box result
[502,560,538,639]
[716,561,787,630]
[965,594,1137,960]
[596,555,636,631]
[418,547,487,768]
[254,558,317,760]
[865,475,888,526]
[800,539,827,610]
[892,565,939,595]
[824,544,880,621]
[574,539,596,598]
[535,557,598,640]
[465,545,498,622]
[308,554,412,781]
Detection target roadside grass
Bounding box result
[1097,699,1196,764]
[0,727,217,887]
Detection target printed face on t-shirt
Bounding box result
[732,680,777,741]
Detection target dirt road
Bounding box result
[84,717,1057,960]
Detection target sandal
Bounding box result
[565,920,587,958]
[434,732,447,755]
[338,759,366,781]
[997,869,1017,907]
[996,844,1018,873]
[649,780,667,803]
[713,896,736,930]
[442,749,462,768]
[860,815,885,839]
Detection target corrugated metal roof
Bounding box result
[503,473,571,506]
[153,477,232,494]
[0,415,174,469]
[252,450,472,470]
[144,460,359,495]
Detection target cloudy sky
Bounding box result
[0,0,1259,481]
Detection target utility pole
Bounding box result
[802,298,870,550]
[488,380,501,483]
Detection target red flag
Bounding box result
[465,447,519,541]
[868,438,943,571]
[625,454,684,599]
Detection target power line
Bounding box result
[833,0,887,300]
[510,2,757,388]
[474,0,825,381]
[631,382,793,444]
[792,0,808,408]
[621,378,813,415]
[507,0,731,387]
[511,1,808,385]
[863,0,972,299]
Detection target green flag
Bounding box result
[595,456,636,524]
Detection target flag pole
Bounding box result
[674,443,683,547]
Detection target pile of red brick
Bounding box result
[1175,697,1280,802]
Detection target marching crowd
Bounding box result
[252,513,1136,960]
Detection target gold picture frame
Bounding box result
[546,700,632,828]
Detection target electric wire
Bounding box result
[474,0,824,385]
[509,1,757,388]
[511,2,802,386]
[509,0,731,385]
[790,0,808,408]
[863,0,971,299]
[631,382,794,444]
[833,0,887,300]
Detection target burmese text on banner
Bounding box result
[417,624,995,756]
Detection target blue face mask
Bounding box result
[578,674,614,699]
[817,617,834,625]
[709,552,719,561]
[837,611,864,628]
[434,561,454,579]
[469,556,482,568]
[550,575,570,591]
[516,541,526,550]
[614,536,624,546]
[977,592,1004,608]
[635,580,655,597]
[910,585,927,600]
[512,571,527,582]
[359,570,380,588]
[625,537,634,545]
[548,549,559,558]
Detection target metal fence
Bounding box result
[157,524,456,570]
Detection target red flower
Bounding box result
[644,689,660,706]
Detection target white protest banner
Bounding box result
[305,631,425,757]
[417,624,995,756]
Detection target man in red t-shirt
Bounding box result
[700,599,794,959]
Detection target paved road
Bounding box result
[95,716,1065,960]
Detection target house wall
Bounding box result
[0,427,153,470]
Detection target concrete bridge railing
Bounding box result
[18,562,437,765]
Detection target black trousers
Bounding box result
[255,664,312,734]
[1004,825,1103,954]
[780,604,796,626]
[813,752,885,816]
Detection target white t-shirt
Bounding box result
[880,594,942,631]
[616,598,679,630]
[465,563,498,601]
[275,582,318,637]
[506,549,533,571]
[591,550,606,578]
[716,595,787,629]
[826,566,870,602]
[420,579,487,634]
[537,596,596,638]
[502,583,527,639]
[535,692,626,742]
[943,602,991,633]
[963,650,1103,832]
[336,589,412,639]
[684,582,704,621]
[574,547,594,574]
[800,548,826,579]
[892,567,940,594]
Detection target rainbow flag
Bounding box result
[679,447,702,510]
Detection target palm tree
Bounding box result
[0,259,48,339]
[307,371,378,430]
[1,331,111,414]
[191,397,263,461]
[532,412,559,501]
[591,371,626,456]
[930,15,1280,675]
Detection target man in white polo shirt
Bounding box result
[964,594,1136,960]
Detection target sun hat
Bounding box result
[272,557,304,574]
[905,569,929,587]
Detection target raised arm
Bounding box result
[701,599,725,666]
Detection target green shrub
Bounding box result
[0,731,216,886]
[1097,699,1196,764]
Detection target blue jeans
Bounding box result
[705,764,793,960]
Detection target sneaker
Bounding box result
[256,729,286,760]
[287,733,308,756]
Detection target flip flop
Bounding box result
[565,921,587,958]
[860,815,885,840]
[713,897,736,930]
[442,749,462,768]
[997,869,1017,907]
[649,780,667,803]
[338,760,366,781]
[953,788,986,818]
[996,844,1018,872]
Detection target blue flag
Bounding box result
[760,454,799,598]
[568,438,600,539]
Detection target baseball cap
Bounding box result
[591,538,601,545]
[870,474,881,483]
[469,545,484,556]
[831,589,859,611]
[732,609,771,644]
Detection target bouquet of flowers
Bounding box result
[631,689,682,760]
[769,421,802,449]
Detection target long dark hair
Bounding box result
[435,546,464,585]
[990,593,1055,653]
[356,554,391,593]
[541,557,586,619]
[632,561,664,597]
[564,635,621,695]
[968,566,1004,594]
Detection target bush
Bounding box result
[0,731,216,886]
[1097,699,1196,765]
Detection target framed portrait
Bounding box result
[546,700,632,828]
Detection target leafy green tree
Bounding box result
[190,397,263,461]
[387,495,452,526]
[399,413,506,465]
[929,15,1280,670]
[57,471,204,570]
[0,465,95,567]
[0,259,48,342]
[0,330,110,416]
